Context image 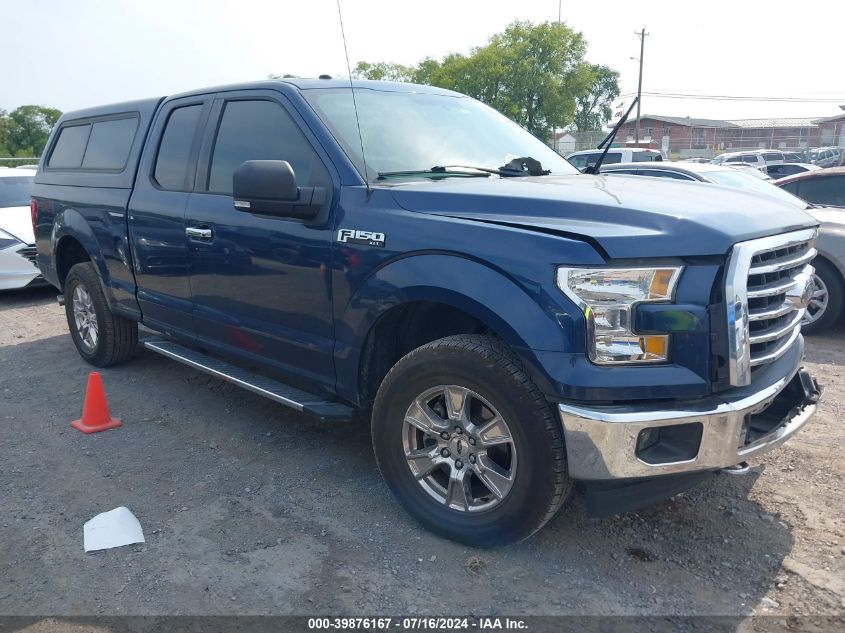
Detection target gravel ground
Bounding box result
[1,286,843,623]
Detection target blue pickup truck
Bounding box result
[32,79,821,545]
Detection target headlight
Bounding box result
[0,229,23,251]
[556,267,682,364]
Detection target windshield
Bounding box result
[707,169,808,209]
[0,176,34,208]
[303,88,578,180]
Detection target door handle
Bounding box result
[186,227,213,240]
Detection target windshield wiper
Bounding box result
[377,167,491,180]
[583,98,638,175]
[378,158,550,181]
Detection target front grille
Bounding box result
[17,245,38,266]
[725,228,816,386]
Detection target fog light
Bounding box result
[636,427,660,453]
[636,423,703,465]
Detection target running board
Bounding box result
[142,339,354,422]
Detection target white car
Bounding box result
[564,147,662,172]
[0,168,42,290]
[712,150,784,169]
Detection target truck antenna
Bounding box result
[335,0,371,193]
[584,97,638,175]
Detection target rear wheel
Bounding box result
[371,334,571,546]
[802,259,843,334]
[64,262,138,366]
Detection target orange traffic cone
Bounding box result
[71,372,122,434]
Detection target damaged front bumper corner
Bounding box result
[559,367,821,481]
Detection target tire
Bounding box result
[802,259,844,335]
[64,262,138,366]
[371,334,571,547]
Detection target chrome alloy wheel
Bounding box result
[802,273,829,326]
[72,285,99,351]
[402,385,517,512]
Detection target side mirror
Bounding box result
[232,160,325,219]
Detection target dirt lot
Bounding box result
[1,286,843,623]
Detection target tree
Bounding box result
[351,21,615,140]
[0,105,62,157]
[572,65,620,131]
[352,61,416,82]
[0,110,11,156]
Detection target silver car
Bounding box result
[599,161,843,333]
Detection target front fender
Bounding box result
[334,253,577,403]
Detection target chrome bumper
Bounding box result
[559,368,820,480]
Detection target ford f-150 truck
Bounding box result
[32,79,822,546]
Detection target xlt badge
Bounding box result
[337,229,386,247]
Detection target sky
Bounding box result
[3,0,845,123]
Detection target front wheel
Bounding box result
[371,335,571,546]
[64,262,138,366]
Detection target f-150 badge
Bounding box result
[337,229,386,247]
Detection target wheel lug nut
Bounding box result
[455,460,463,469]
[469,454,476,464]
[441,448,451,458]
[440,431,450,440]
[455,426,463,434]
[468,437,476,446]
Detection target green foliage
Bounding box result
[0,105,62,157]
[572,65,621,132]
[352,61,417,82]
[352,21,618,138]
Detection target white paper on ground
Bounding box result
[83,506,145,552]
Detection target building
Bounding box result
[611,109,845,159]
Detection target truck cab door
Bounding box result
[184,91,337,393]
[127,96,212,340]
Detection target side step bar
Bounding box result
[142,339,354,422]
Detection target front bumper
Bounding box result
[559,367,821,480]
[0,244,42,290]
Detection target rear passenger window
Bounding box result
[82,117,138,170]
[797,176,845,207]
[48,124,91,168]
[632,152,657,162]
[207,100,326,195]
[154,105,202,190]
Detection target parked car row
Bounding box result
[596,161,845,332]
[713,147,843,169]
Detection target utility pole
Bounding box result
[634,28,648,145]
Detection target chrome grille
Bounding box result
[725,228,816,387]
[17,245,38,266]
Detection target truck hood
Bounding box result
[0,206,34,244]
[388,174,818,259]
